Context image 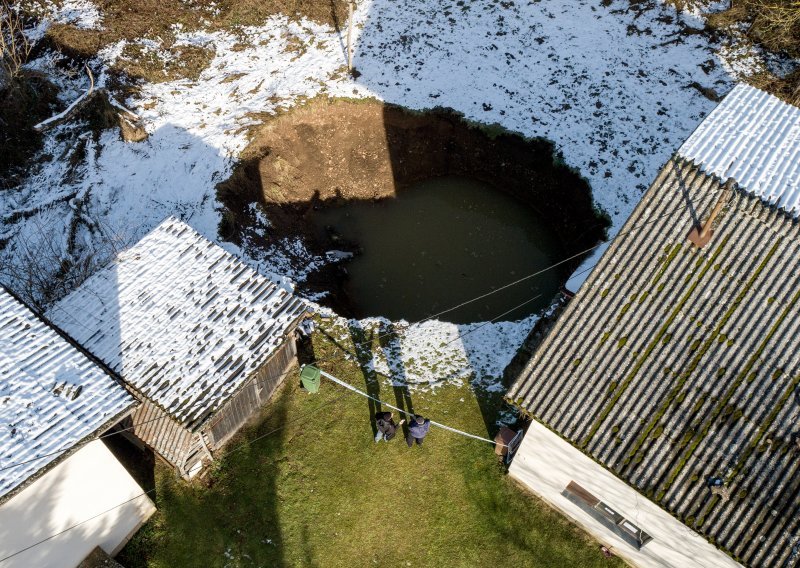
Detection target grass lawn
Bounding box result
[119,321,625,568]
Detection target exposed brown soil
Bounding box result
[26,0,348,83]
[218,98,609,314]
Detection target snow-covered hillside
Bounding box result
[1,0,788,389]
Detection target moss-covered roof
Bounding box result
[508,157,800,567]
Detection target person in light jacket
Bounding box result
[406,415,430,447]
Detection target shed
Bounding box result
[47,217,308,476]
[0,286,155,568]
[507,85,800,568]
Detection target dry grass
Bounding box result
[23,0,348,83]
[695,0,800,105]
[746,67,800,105]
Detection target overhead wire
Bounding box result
[0,192,693,473]
[310,292,546,448]
[0,287,545,563]
[345,190,703,350]
[0,188,706,560]
[0,289,547,562]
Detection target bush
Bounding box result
[0,73,58,188]
[1,1,32,81]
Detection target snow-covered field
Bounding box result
[1,0,788,391]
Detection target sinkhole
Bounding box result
[218,99,609,324]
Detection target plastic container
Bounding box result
[300,365,321,393]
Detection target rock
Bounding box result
[119,115,148,142]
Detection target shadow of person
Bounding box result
[377,321,416,437]
[348,320,381,437]
[392,384,415,439]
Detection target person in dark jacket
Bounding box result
[406,415,430,447]
[375,411,404,442]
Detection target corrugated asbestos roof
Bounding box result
[47,217,308,430]
[508,157,800,567]
[0,287,135,501]
[678,84,800,216]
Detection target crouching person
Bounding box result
[375,411,405,442]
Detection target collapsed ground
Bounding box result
[217,98,608,314]
[0,0,798,564]
[3,0,798,309]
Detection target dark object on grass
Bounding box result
[406,415,430,447]
[374,411,403,442]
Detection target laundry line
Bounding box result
[309,366,507,448]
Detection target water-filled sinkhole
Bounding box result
[217,99,608,324]
[310,176,561,323]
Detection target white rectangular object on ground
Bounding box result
[0,439,156,568]
[509,420,741,568]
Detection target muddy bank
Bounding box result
[217,98,609,315]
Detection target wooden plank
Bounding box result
[565,481,600,507]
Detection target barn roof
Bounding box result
[0,287,135,502]
[679,83,800,216]
[47,217,308,431]
[508,87,800,568]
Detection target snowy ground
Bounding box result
[2,0,792,391]
[319,314,538,390]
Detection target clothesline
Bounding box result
[313,367,507,447]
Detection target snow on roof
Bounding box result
[678,84,800,216]
[47,218,308,430]
[509,158,800,567]
[563,241,610,296]
[0,287,135,501]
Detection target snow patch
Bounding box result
[321,313,537,394]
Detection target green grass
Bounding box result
[119,328,624,568]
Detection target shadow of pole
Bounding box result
[329,0,347,59]
[377,321,416,438]
[347,320,381,437]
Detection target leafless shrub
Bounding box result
[752,0,800,56]
[0,215,131,310]
[0,1,32,80]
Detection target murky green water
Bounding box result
[312,176,565,324]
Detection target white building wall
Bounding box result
[509,421,741,568]
[0,440,156,568]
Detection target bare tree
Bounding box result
[0,1,32,81]
[753,0,800,56]
[0,213,132,310]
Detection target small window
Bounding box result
[562,481,653,549]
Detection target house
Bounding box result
[47,217,308,477]
[506,84,800,568]
[0,286,155,568]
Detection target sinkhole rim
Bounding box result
[216,97,609,321]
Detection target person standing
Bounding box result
[406,415,430,447]
[375,411,404,442]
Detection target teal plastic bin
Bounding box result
[300,365,321,393]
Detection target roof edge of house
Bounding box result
[0,403,137,506]
[185,312,309,434]
[2,283,136,401]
